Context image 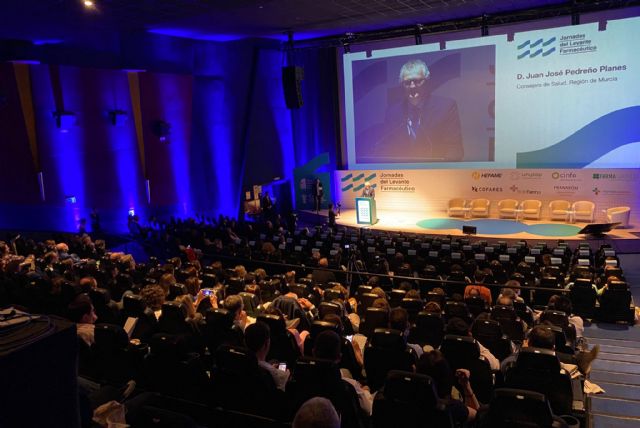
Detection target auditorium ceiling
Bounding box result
[0,0,631,45]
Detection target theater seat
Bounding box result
[408,312,445,348]
[482,388,570,428]
[364,328,417,391]
[372,370,454,428]
[504,347,574,416]
[122,293,158,342]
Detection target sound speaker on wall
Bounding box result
[282,65,304,109]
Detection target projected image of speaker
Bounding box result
[282,65,304,109]
[463,225,477,235]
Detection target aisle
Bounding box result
[585,323,640,427]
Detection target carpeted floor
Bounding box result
[585,321,640,427]
[416,218,583,236]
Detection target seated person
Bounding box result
[547,294,584,339]
[264,306,309,353]
[140,284,166,320]
[446,317,499,371]
[313,330,373,416]
[416,350,480,425]
[464,270,492,306]
[68,293,98,346]
[245,321,290,391]
[293,397,340,428]
[501,325,599,376]
[389,307,424,357]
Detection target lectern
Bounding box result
[356,197,377,225]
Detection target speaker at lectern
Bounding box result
[356,197,377,225]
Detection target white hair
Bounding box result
[399,59,430,83]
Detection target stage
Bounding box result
[301,208,640,251]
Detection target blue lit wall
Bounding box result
[0,35,340,233]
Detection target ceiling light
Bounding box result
[83,0,94,7]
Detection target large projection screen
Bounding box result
[342,16,640,170]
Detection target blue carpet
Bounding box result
[416,218,582,236]
[592,413,640,428]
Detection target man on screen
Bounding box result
[361,182,375,198]
[375,59,463,162]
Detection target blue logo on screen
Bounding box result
[517,37,556,59]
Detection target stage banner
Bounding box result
[335,168,640,223]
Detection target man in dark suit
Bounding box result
[311,257,336,287]
[375,59,463,162]
[313,178,324,213]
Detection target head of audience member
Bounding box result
[184,276,201,297]
[416,350,454,399]
[292,397,340,428]
[499,285,518,300]
[68,293,98,324]
[424,301,442,314]
[79,276,98,293]
[318,258,329,269]
[234,265,247,279]
[175,294,197,319]
[468,287,480,298]
[371,287,387,300]
[245,321,271,362]
[496,295,513,307]
[141,284,166,312]
[158,273,176,296]
[367,276,381,287]
[389,307,410,336]
[548,294,573,316]
[432,287,446,296]
[405,289,421,300]
[473,270,485,284]
[322,313,344,335]
[445,317,470,337]
[253,268,267,282]
[398,281,413,292]
[371,298,390,311]
[451,293,464,302]
[223,294,245,322]
[285,270,296,285]
[527,325,555,350]
[313,330,342,363]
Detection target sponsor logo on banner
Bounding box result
[472,186,503,193]
[510,172,544,180]
[517,37,556,59]
[592,187,600,195]
[553,185,579,195]
[509,185,542,195]
[592,172,636,181]
[551,171,580,181]
[472,171,503,180]
[341,172,377,193]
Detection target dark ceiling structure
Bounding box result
[1,0,639,49]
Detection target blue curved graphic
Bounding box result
[516,106,640,168]
[416,218,581,237]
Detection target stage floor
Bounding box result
[310,208,640,250]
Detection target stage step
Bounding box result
[591,413,640,428]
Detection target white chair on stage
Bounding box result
[448,198,467,217]
[498,199,519,219]
[469,198,490,218]
[572,200,595,223]
[521,199,542,220]
[606,206,631,228]
[549,200,571,221]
